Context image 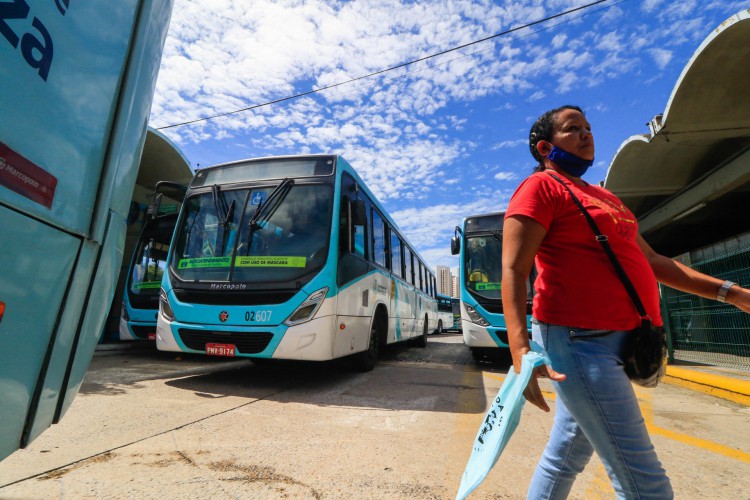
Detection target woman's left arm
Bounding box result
[636,234,750,313]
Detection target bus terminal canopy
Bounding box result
[603,10,750,257]
[137,127,193,190]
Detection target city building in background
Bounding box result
[437,265,454,297]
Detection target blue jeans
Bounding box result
[527,321,673,499]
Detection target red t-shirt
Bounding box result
[505,171,662,330]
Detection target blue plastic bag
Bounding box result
[456,341,551,500]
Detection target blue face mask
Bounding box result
[547,145,594,178]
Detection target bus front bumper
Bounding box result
[462,320,509,348]
[156,315,339,361]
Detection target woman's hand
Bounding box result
[523,365,566,412]
[727,285,750,313]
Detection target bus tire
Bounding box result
[352,322,380,372]
[436,320,443,335]
[416,316,428,348]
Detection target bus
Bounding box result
[435,293,455,334]
[450,212,533,362]
[156,154,438,371]
[120,182,187,341]
[451,297,462,332]
[0,1,174,462]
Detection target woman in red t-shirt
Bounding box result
[502,105,750,499]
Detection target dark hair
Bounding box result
[529,105,584,171]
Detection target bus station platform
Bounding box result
[664,362,750,406]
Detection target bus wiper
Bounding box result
[243,178,295,255]
[248,178,294,229]
[211,184,235,228]
[491,230,503,242]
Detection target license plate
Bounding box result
[147,333,156,341]
[206,343,236,357]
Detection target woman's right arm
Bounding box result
[502,214,565,412]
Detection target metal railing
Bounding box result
[661,245,750,371]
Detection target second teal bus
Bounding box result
[451,212,533,362]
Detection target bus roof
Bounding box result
[191,154,337,187]
[463,211,505,233]
[188,153,434,272]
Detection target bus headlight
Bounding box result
[465,304,489,327]
[284,287,328,326]
[159,288,175,322]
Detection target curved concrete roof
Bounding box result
[603,10,750,256]
[136,127,193,190]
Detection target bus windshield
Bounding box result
[170,182,333,286]
[464,233,502,300]
[128,215,175,306]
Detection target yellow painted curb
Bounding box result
[664,366,750,406]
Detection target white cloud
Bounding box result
[551,33,567,49]
[648,48,673,70]
[641,0,662,14]
[528,90,545,102]
[492,139,526,150]
[494,171,519,181]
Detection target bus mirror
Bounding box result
[450,236,460,255]
[148,193,163,220]
[352,200,367,226]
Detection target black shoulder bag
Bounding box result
[548,173,667,387]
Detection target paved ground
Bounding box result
[0,334,748,499]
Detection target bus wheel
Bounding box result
[352,323,380,372]
[436,320,443,335]
[416,317,428,348]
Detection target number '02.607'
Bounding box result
[245,310,272,322]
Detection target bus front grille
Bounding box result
[177,329,274,354]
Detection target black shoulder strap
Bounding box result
[546,172,649,322]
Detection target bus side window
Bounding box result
[372,209,387,268]
[337,175,373,286]
[390,230,403,279]
[404,247,414,286]
[351,199,367,259]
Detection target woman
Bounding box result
[501,105,750,499]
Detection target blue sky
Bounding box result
[148,0,748,275]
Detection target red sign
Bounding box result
[0,142,57,208]
[206,343,236,357]
[148,333,156,341]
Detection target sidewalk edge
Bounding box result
[664,366,750,406]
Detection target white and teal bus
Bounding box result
[120,182,186,341]
[451,297,462,332]
[435,293,455,334]
[156,154,438,371]
[0,1,173,461]
[450,212,533,362]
